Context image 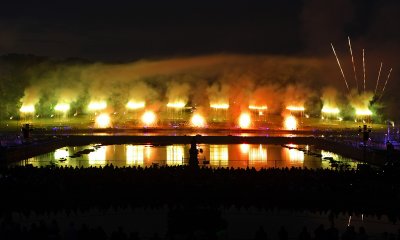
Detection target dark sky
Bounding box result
[0,0,399,61]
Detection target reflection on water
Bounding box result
[249,145,267,163]
[210,145,229,167]
[88,146,107,165]
[19,144,362,170]
[126,145,144,165]
[166,145,184,166]
[54,149,69,160]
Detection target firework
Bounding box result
[286,106,305,111]
[284,115,297,130]
[167,102,185,108]
[331,43,350,91]
[191,114,205,127]
[321,107,340,114]
[362,49,366,93]
[379,68,393,101]
[126,101,145,110]
[355,109,372,116]
[238,113,251,128]
[95,113,111,128]
[249,105,268,110]
[88,101,107,111]
[374,62,383,94]
[20,105,35,113]
[348,37,358,91]
[54,103,70,112]
[141,111,156,126]
[210,103,229,109]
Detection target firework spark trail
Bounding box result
[374,62,382,94]
[348,37,358,92]
[331,43,350,91]
[379,68,393,101]
[363,49,366,93]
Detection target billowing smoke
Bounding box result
[0,53,393,121]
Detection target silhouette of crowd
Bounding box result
[0,164,400,239]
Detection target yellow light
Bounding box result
[88,146,107,165]
[284,115,297,130]
[210,145,229,167]
[191,114,205,127]
[126,145,144,165]
[88,101,107,111]
[322,107,340,114]
[249,105,268,110]
[355,109,372,116]
[286,106,305,111]
[210,103,229,109]
[167,145,184,165]
[141,111,156,126]
[238,113,251,128]
[95,113,111,128]
[54,103,70,112]
[20,105,35,113]
[240,144,250,154]
[249,145,267,162]
[126,101,145,110]
[54,148,69,160]
[167,102,185,108]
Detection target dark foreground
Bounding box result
[1,165,400,239]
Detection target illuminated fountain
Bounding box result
[210,103,229,123]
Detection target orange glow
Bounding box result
[249,105,268,110]
[286,106,305,111]
[239,113,251,128]
[95,113,111,128]
[191,114,205,127]
[88,101,107,111]
[284,115,297,130]
[355,108,372,116]
[322,107,340,114]
[141,111,156,126]
[240,144,250,154]
[249,145,267,162]
[126,101,145,109]
[167,102,185,108]
[20,105,35,113]
[210,103,229,109]
[54,103,70,112]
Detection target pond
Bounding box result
[15,143,362,170]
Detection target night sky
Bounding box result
[1,0,399,61]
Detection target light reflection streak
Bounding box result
[54,149,69,160]
[88,146,107,165]
[167,145,184,165]
[126,145,144,165]
[249,145,267,164]
[210,145,228,167]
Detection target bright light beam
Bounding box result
[54,103,70,112]
[379,68,393,101]
[363,49,366,93]
[331,43,350,92]
[348,36,358,92]
[20,105,35,113]
[374,62,383,94]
